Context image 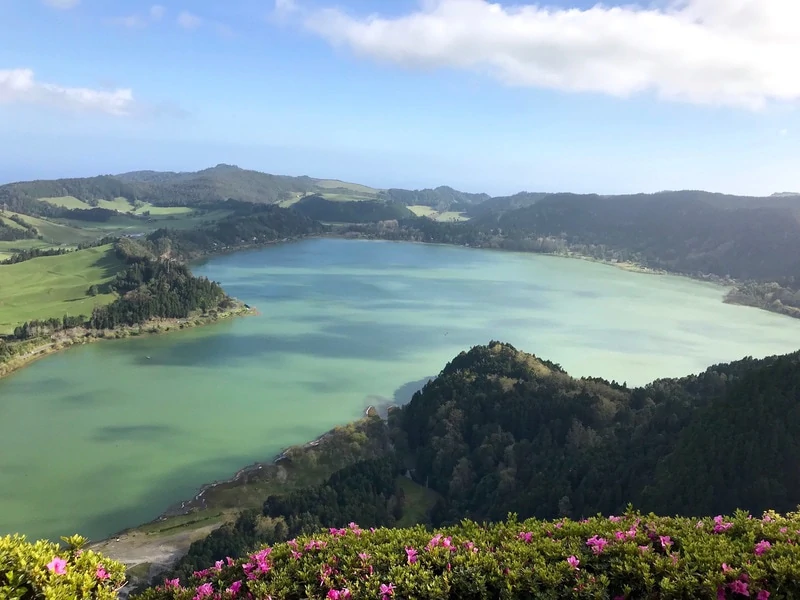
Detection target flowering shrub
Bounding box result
[134,509,800,599]
[0,533,126,599]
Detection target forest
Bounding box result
[161,341,800,585]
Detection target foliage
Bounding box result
[88,256,226,330]
[379,186,490,211]
[144,203,325,260]
[0,533,125,600]
[135,510,800,599]
[292,196,413,223]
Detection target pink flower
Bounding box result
[615,531,626,541]
[722,563,733,573]
[757,592,770,600]
[659,535,673,549]
[228,581,242,595]
[729,580,749,596]
[696,521,705,529]
[46,557,67,575]
[464,541,477,553]
[427,534,442,550]
[380,582,395,599]
[164,578,181,588]
[287,539,298,550]
[714,515,733,533]
[226,556,235,566]
[358,552,371,562]
[567,555,580,569]
[717,588,726,600]
[327,591,341,600]
[214,560,224,571]
[586,535,608,554]
[518,532,533,543]
[780,527,788,534]
[405,547,418,564]
[626,528,637,539]
[609,516,621,523]
[193,583,214,600]
[762,514,773,523]
[754,540,772,556]
[638,545,650,553]
[95,564,109,580]
[291,550,302,560]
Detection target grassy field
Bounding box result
[407,205,469,222]
[0,245,121,334]
[41,196,194,216]
[314,179,381,195]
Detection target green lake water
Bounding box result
[1,238,799,542]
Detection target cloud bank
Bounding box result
[300,0,800,110]
[0,69,135,116]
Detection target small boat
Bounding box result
[145,356,151,360]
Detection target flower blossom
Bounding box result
[713,516,733,533]
[193,583,214,600]
[95,564,109,580]
[659,535,673,549]
[609,515,621,523]
[380,582,395,599]
[586,535,609,554]
[358,552,371,562]
[729,580,749,596]
[754,540,772,556]
[567,555,580,569]
[46,557,67,575]
[406,547,418,564]
[757,590,771,600]
[164,578,180,588]
[228,581,242,595]
[518,532,532,543]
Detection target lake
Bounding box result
[1,238,799,542]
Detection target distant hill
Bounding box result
[0,166,487,218]
[473,192,800,281]
[379,186,490,211]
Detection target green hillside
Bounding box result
[0,245,121,333]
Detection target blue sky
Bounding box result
[0,0,797,195]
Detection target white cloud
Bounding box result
[42,0,79,8]
[779,128,789,136]
[150,5,165,21]
[177,10,202,29]
[301,0,800,110]
[0,69,135,116]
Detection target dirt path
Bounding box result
[90,524,222,598]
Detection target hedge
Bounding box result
[133,509,800,599]
[0,534,126,599]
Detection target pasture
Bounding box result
[0,245,121,334]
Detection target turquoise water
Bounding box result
[1,238,799,542]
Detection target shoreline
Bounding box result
[332,233,800,319]
[0,301,257,382]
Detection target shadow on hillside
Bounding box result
[91,250,123,280]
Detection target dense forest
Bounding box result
[163,342,800,584]
[291,195,413,222]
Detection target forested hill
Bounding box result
[165,342,800,581]
[394,342,800,522]
[473,193,800,281]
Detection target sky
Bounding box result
[0,0,798,196]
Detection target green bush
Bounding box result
[134,509,800,599]
[0,534,126,599]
